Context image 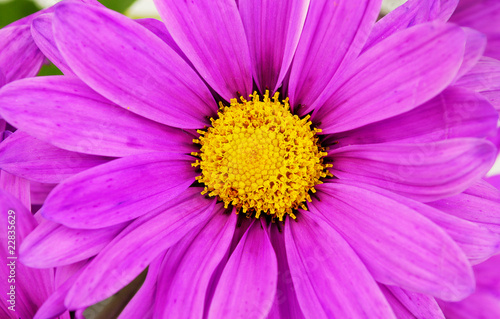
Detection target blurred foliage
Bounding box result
[38,63,64,76]
[0,0,40,28]
[99,0,137,13]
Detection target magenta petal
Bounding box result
[378,285,416,318]
[0,190,53,319]
[155,209,236,318]
[31,13,74,75]
[364,0,458,51]
[0,131,111,183]
[288,0,381,113]
[53,2,217,129]
[208,220,277,319]
[34,261,88,319]
[450,0,500,60]
[382,285,445,319]
[312,182,475,301]
[314,22,466,134]
[0,171,31,210]
[0,25,44,82]
[456,57,500,110]
[348,180,500,264]
[285,210,394,318]
[329,138,496,202]
[429,180,500,234]
[42,152,197,229]
[19,219,127,268]
[0,76,197,157]
[154,0,252,101]
[30,182,56,205]
[438,291,500,319]
[119,253,165,319]
[239,0,308,93]
[135,18,192,68]
[65,188,216,308]
[267,226,304,319]
[454,27,487,80]
[332,87,498,147]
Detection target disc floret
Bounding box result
[192,92,331,220]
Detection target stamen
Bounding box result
[193,91,331,220]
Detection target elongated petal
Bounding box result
[383,285,445,319]
[0,131,111,183]
[239,0,309,92]
[0,25,44,82]
[285,210,395,318]
[34,261,88,319]
[329,139,496,202]
[455,28,487,80]
[31,13,73,75]
[345,180,500,264]
[20,219,127,268]
[331,87,497,147]
[429,180,500,234]
[378,285,416,318]
[65,188,216,308]
[208,220,277,319]
[155,209,236,318]
[314,22,465,134]
[267,226,304,319]
[288,0,381,113]
[135,18,191,67]
[42,152,197,228]
[53,2,216,129]
[0,76,197,157]
[0,171,30,210]
[450,0,500,60]
[456,57,500,110]
[438,291,500,319]
[364,0,458,51]
[154,0,252,101]
[119,253,165,319]
[312,182,475,301]
[0,190,53,319]
[30,182,56,205]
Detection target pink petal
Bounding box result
[42,152,197,228]
[65,188,216,308]
[329,139,496,202]
[0,131,111,183]
[154,0,252,101]
[0,76,197,157]
[155,209,236,318]
[285,210,395,318]
[53,2,217,129]
[313,22,466,134]
[208,220,277,319]
[288,0,381,113]
[312,181,475,301]
[239,0,309,93]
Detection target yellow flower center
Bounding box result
[192,92,331,220]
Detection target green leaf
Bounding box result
[38,63,63,76]
[0,0,40,28]
[98,0,137,13]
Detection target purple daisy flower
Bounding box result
[0,0,499,317]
